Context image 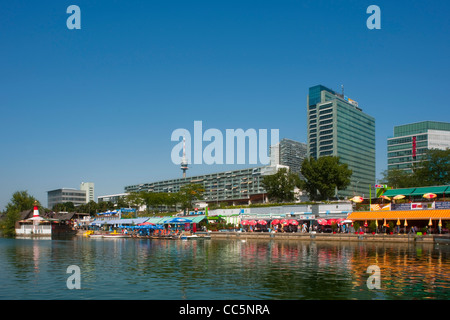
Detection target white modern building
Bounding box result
[387,121,450,172]
[47,188,86,209]
[98,193,129,204]
[80,182,95,203]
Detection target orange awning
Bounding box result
[347,209,450,221]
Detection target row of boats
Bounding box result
[83,230,211,240]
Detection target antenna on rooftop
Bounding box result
[180,136,188,178]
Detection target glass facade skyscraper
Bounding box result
[270,138,307,177]
[307,85,376,198]
[387,121,450,172]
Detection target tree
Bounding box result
[178,184,205,212]
[5,190,40,213]
[0,191,39,237]
[379,169,417,189]
[300,156,352,201]
[125,192,145,210]
[380,148,449,188]
[53,202,75,212]
[414,148,450,186]
[97,201,115,212]
[261,168,301,203]
[76,201,98,215]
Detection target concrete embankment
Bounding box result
[210,232,450,244]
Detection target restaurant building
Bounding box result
[347,185,450,233]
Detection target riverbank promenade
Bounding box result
[210,231,450,244]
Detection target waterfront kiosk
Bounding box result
[16,205,52,236]
[347,209,450,234]
[15,205,80,236]
[348,185,450,233]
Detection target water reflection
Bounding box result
[0,237,449,300]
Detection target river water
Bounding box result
[0,236,449,300]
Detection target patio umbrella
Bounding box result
[249,220,257,226]
[257,220,268,225]
[327,219,337,225]
[280,219,289,225]
[393,195,405,200]
[138,222,155,226]
[404,219,408,227]
[428,218,433,226]
[289,219,299,226]
[350,196,364,203]
[271,219,280,225]
[241,220,249,226]
[380,195,391,201]
[423,193,437,199]
[164,217,193,224]
[396,218,401,226]
[317,219,327,226]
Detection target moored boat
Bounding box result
[180,234,211,240]
[102,230,130,238]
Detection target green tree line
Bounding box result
[262,156,352,202]
[380,149,450,188]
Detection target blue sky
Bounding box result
[1,0,449,209]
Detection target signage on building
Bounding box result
[370,204,391,211]
[298,215,315,220]
[411,202,434,210]
[435,202,450,209]
[391,203,412,211]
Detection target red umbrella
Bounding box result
[350,196,364,203]
[138,222,155,226]
[317,219,327,226]
[241,220,249,225]
[280,219,289,225]
[327,219,337,225]
[257,220,268,225]
[289,219,299,226]
[271,219,280,225]
[249,220,257,226]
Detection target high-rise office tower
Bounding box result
[270,138,307,177]
[307,85,376,198]
[387,121,450,172]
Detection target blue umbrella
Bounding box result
[164,217,193,224]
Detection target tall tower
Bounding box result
[307,85,375,198]
[181,136,188,178]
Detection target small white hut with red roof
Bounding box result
[15,202,52,236]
